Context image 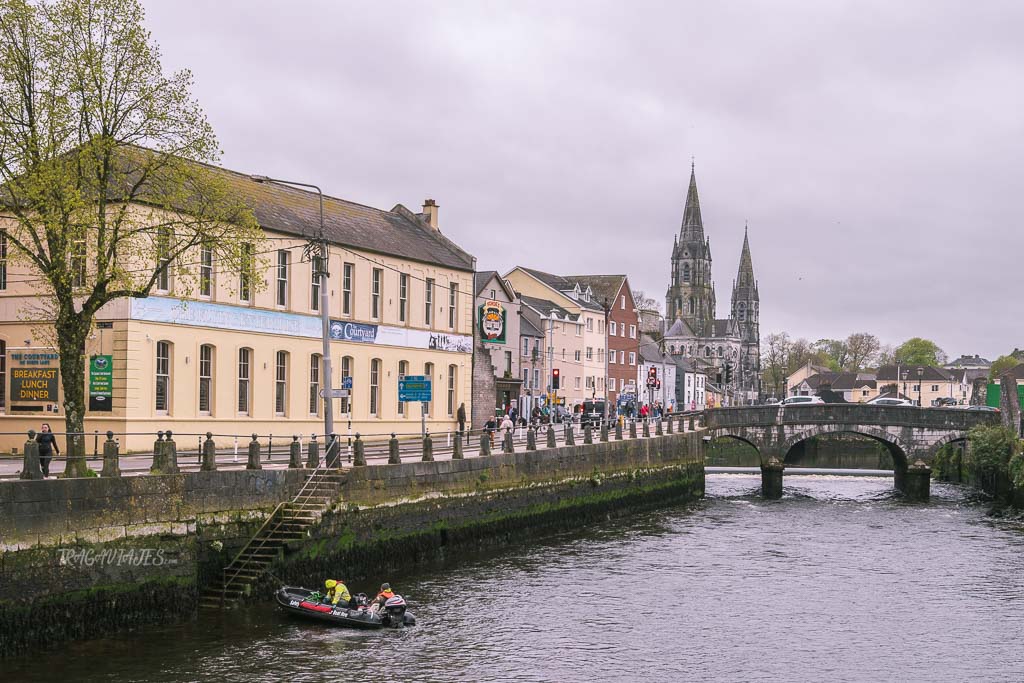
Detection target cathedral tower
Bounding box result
[730,225,760,396]
[666,166,716,337]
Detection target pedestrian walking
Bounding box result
[36,423,59,478]
[457,402,466,435]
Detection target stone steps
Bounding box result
[199,469,344,609]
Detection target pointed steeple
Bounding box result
[736,223,754,289]
[679,165,704,241]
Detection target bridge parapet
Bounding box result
[705,405,999,431]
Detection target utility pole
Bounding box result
[251,175,335,459]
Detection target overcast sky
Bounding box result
[143,0,1024,360]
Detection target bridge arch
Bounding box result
[711,433,760,453]
[779,424,911,470]
[923,432,968,460]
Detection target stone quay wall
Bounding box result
[0,431,704,657]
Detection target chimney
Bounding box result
[422,198,439,230]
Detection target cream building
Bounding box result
[505,267,608,411]
[0,168,475,453]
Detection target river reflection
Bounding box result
[4,473,1024,682]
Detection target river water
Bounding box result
[5,473,1024,682]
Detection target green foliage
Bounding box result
[965,424,1017,489]
[989,355,1022,380]
[894,338,946,367]
[1009,450,1024,490]
[931,443,963,481]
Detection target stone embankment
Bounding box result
[0,428,704,657]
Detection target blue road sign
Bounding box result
[399,375,432,402]
[341,376,353,390]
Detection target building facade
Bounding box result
[0,167,475,452]
[472,271,522,428]
[662,166,761,403]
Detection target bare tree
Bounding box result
[845,332,881,370]
[631,289,661,313]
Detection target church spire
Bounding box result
[679,165,704,241]
[735,222,754,289]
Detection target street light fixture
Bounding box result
[917,366,924,407]
[250,174,336,460]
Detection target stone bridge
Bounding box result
[704,404,1000,500]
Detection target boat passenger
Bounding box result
[324,579,354,608]
[369,583,395,614]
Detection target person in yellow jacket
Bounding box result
[323,579,354,608]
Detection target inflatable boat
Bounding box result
[275,586,416,629]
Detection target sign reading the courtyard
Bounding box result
[89,355,113,412]
[478,300,506,343]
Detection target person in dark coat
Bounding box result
[36,423,59,478]
[457,402,466,434]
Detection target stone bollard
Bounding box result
[502,428,514,454]
[150,431,165,473]
[100,431,121,477]
[247,434,262,470]
[667,418,674,434]
[20,430,42,480]
[422,433,434,462]
[202,432,218,471]
[453,433,465,459]
[163,431,180,474]
[615,421,623,440]
[689,415,695,432]
[678,416,686,433]
[526,427,537,451]
[629,420,637,439]
[326,434,341,468]
[480,432,492,456]
[307,435,320,468]
[583,424,593,445]
[903,459,932,501]
[761,455,784,500]
[354,434,367,466]
[546,425,556,448]
[566,426,576,446]
[642,420,650,438]
[655,420,663,436]
[388,434,401,464]
[600,422,609,442]
[289,435,303,469]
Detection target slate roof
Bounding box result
[520,315,544,338]
[712,318,736,337]
[801,372,877,392]
[474,270,517,299]
[876,365,953,382]
[519,294,577,321]
[945,355,992,369]
[638,335,670,363]
[562,274,626,307]
[210,164,475,271]
[665,317,696,338]
[515,267,605,311]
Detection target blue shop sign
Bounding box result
[329,320,378,343]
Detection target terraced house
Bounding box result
[0,164,475,452]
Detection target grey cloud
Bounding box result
[143,0,1024,358]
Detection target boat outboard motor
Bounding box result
[382,594,407,627]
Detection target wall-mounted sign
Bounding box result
[478,300,506,344]
[129,297,473,354]
[88,354,113,412]
[11,367,59,402]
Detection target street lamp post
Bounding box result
[250,175,335,459]
[917,366,924,407]
[602,297,611,421]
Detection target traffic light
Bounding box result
[647,366,658,386]
[552,368,560,390]
[724,363,733,384]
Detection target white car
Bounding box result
[779,395,824,406]
[868,397,916,407]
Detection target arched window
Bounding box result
[199,344,214,415]
[683,263,690,283]
[704,346,711,358]
[0,339,6,412]
[274,351,289,416]
[155,341,171,414]
[717,347,723,358]
[423,362,434,416]
[237,348,252,415]
[688,297,695,315]
[339,356,353,415]
[447,364,458,416]
[738,301,746,322]
[369,358,381,416]
[309,353,322,416]
[398,360,409,416]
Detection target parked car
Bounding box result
[581,400,607,426]
[932,397,959,407]
[964,405,1000,413]
[868,397,916,407]
[779,395,824,406]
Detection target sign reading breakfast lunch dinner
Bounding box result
[9,350,60,402]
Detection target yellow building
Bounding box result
[0,169,475,452]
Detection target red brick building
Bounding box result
[568,275,639,408]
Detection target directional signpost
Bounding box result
[399,375,432,436]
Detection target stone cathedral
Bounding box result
[663,166,761,403]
